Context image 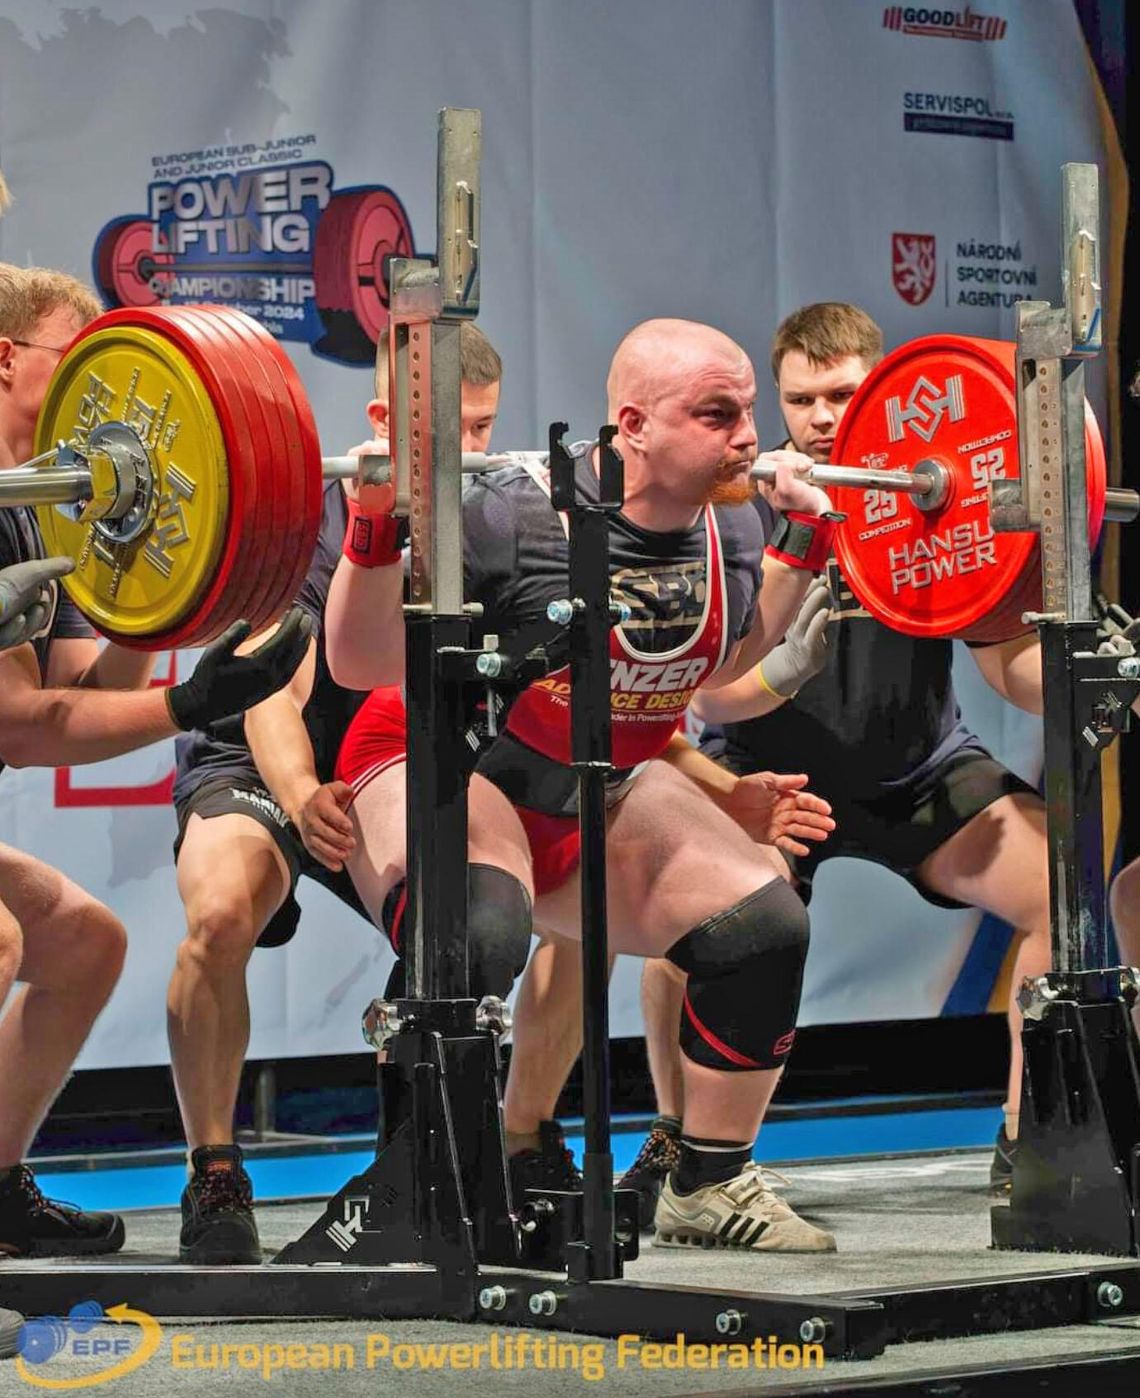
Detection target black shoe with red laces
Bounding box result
[0,1163,124,1258]
[179,1145,261,1265]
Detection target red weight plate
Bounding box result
[94,218,173,309]
[152,306,284,643]
[207,308,323,628]
[144,321,264,646]
[313,188,414,344]
[94,307,262,649]
[200,309,308,635]
[831,335,1106,642]
[167,307,297,634]
[1086,400,1107,546]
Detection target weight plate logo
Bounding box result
[885,373,966,443]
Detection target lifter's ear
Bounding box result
[616,402,647,449]
[367,398,389,435]
[0,337,16,385]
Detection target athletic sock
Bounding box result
[673,1136,752,1195]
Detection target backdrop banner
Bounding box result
[0,0,1108,1066]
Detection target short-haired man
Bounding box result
[0,263,307,1258]
[326,318,843,1251]
[168,320,503,1264]
[616,302,1051,1222]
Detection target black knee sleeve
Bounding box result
[666,879,809,1071]
[465,863,533,999]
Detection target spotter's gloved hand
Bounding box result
[758,576,832,698]
[166,608,312,731]
[0,556,74,650]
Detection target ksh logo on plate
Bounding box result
[15,1300,162,1390]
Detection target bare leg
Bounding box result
[917,793,1051,1134]
[346,765,533,922]
[0,846,127,1164]
[502,932,589,1143]
[169,814,290,1150]
[641,958,686,1118]
[535,761,791,1143]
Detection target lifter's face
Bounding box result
[639,354,759,508]
[777,351,870,463]
[367,378,501,454]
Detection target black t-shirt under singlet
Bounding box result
[467,446,766,813]
[701,495,979,800]
[173,481,369,801]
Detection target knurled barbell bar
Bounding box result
[2,309,1131,650]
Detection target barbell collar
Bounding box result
[1105,487,1139,524]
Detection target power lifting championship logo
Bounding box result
[91,135,416,364]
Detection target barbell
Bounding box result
[5,306,1133,650]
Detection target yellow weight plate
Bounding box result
[34,325,230,636]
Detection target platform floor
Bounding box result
[4,1149,1140,1395]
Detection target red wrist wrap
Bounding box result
[344,498,401,567]
[764,511,843,574]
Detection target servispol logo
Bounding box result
[903,92,1014,141]
[892,233,937,306]
[883,6,1007,41]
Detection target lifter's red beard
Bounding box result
[705,457,758,507]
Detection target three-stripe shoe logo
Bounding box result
[718,1211,770,1248]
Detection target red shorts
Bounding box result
[335,685,408,795]
[335,686,582,897]
[514,807,580,898]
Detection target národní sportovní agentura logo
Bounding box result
[891,232,937,306]
[91,136,416,365]
[15,1300,162,1390]
[882,5,1007,41]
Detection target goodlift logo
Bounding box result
[91,141,416,366]
[882,6,1008,41]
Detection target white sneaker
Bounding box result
[653,1163,836,1252]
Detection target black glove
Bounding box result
[0,556,74,650]
[167,608,312,731]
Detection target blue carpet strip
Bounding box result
[32,1104,1002,1212]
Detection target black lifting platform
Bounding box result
[3,124,1140,1388]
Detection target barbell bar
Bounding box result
[12,449,1136,523]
